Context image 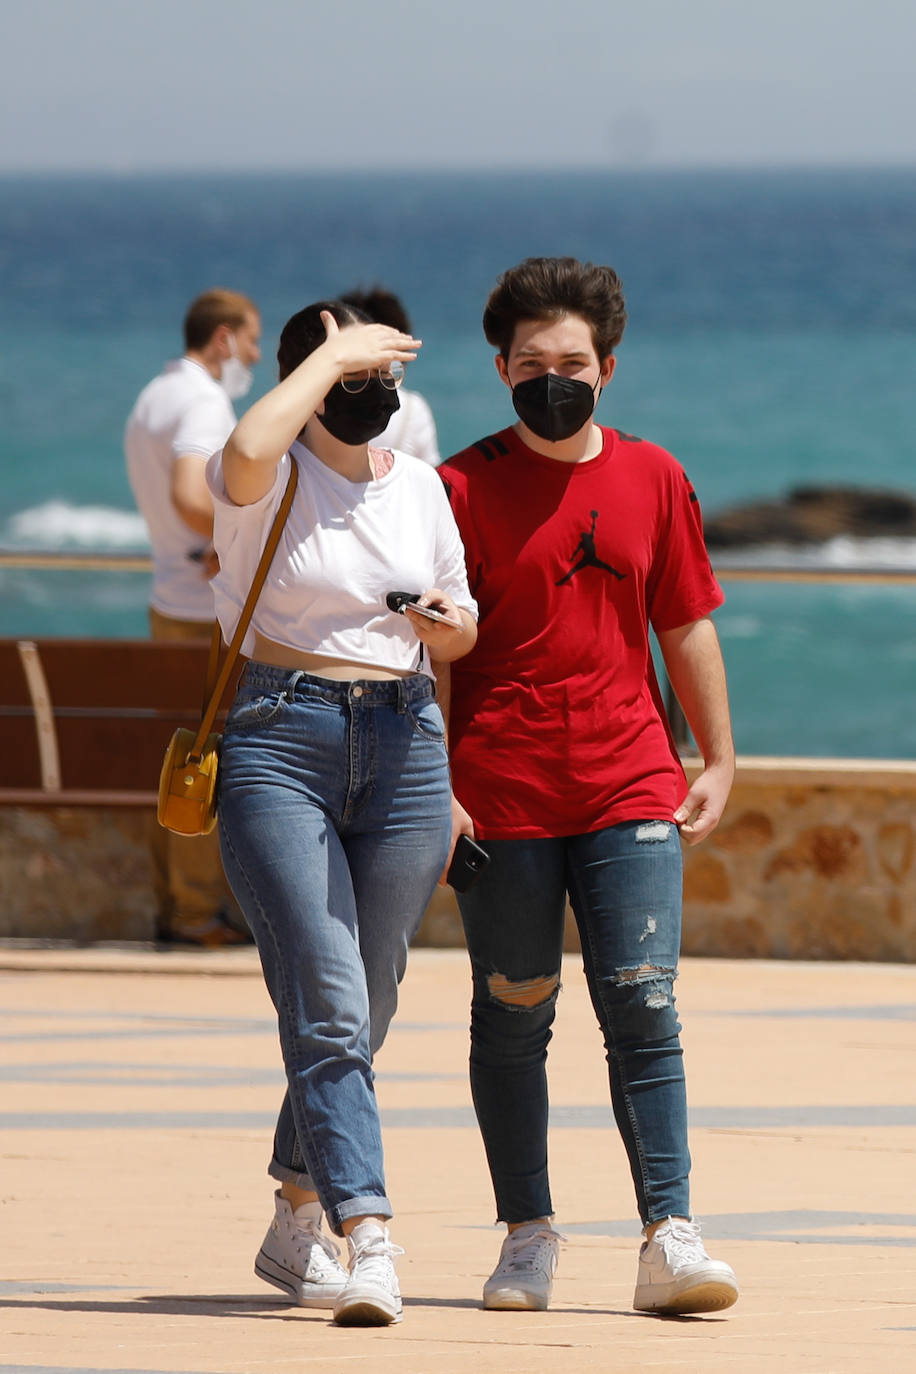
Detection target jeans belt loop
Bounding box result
[396,677,407,714]
[283,669,305,703]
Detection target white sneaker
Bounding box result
[254,1191,348,1308]
[482,1222,562,1311]
[333,1221,404,1326]
[634,1216,739,1314]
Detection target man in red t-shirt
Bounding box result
[436,257,739,1318]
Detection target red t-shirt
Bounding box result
[439,425,724,840]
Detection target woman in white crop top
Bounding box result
[210,300,477,1327]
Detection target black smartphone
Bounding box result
[385,590,459,626]
[447,834,491,892]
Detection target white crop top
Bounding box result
[206,441,477,675]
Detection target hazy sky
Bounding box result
[1,0,914,171]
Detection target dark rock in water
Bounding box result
[704,485,916,548]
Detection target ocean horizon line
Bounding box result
[1,162,915,182]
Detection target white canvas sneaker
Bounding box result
[633,1216,739,1314]
[482,1222,562,1311]
[333,1222,404,1326]
[254,1191,348,1308]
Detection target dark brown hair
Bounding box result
[183,289,258,351]
[276,300,370,381]
[340,286,411,335]
[483,257,627,360]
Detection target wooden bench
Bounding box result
[0,638,240,808]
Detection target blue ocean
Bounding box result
[1,170,914,758]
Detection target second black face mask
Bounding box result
[319,379,400,446]
[511,373,598,442]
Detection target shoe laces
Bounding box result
[499,1226,562,1274]
[348,1228,404,1281]
[292,1216,343,1270]
[652,1217,706,1266]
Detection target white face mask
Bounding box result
[220,333,254,400]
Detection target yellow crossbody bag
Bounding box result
[157,462,298,835]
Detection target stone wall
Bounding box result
[679,757,916,961]
[0,806,159,942]
[2,757,915,959]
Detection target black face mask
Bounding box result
[319,379,400,446]
[511,372,599,443]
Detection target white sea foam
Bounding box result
[713,615,763,638]
[2,501,149,550]
[712,535,916,570]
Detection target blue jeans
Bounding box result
[457,821,690,1227]
[218,663,451,1236]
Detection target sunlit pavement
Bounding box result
[0,944,914,1373]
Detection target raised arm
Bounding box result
[222,312,420,506]
[656,615,735,846]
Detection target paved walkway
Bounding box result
[0,944,914,1374]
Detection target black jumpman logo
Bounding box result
[556,510,626,585]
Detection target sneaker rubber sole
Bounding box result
[483,1285,549,1311]
[254,1248,345,1308]
[333,1288,403,1326]
[634,1276,739,1314]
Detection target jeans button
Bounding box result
[352,685,363,698]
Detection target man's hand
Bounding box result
[439,794,476,886]
[200,548,220,580]
[673,760,734,845]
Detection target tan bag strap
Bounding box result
[202,619,222,719]
[190,461,299,761]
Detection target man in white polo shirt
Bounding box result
[125,288,261,946]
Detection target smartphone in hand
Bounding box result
[447,834,490,892]
[386,590,460,626]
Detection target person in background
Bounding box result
[436,257,739,1318]
[124,288,262,947]
[208,299,477,1325]
[340,287,441,466]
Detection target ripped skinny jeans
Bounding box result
[457,820,689,1227]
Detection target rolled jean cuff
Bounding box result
[268,1156,316,1193]
[330,1194,394,1236]
[495,1209,555,1226]
[268,1158,392,1235]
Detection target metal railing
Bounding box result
[0,551,155,572]
[2,550,913,756]
[2,550,915,583]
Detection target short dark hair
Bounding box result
[482,257,627,360]
[339,286,411,335]
[276,300,370,381]
[183,288,257,351]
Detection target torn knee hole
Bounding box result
[612,965,676,1009]
[615,964,670,983]
[487,970,559,1008]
